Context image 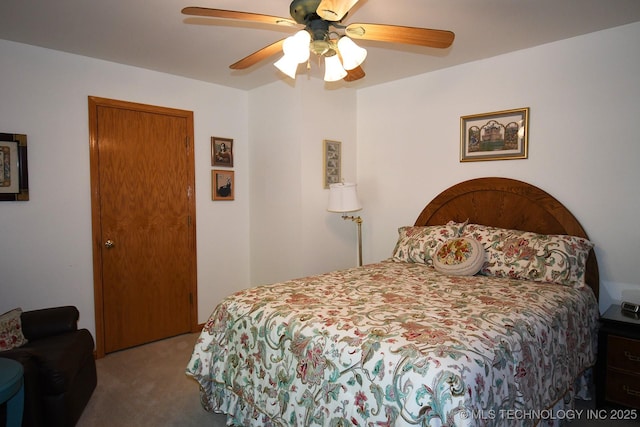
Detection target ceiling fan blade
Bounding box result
[316,0,359,21]
[230,39,286,70]
[182,7,297,27]
[345,23,454,48]
[343,65,365,82]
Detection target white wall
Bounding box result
[357,22,640,313]
[248,78,359,285]
[2,21,638,341]
[0,38,360,340]
[0,40,251,333]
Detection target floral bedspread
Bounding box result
[186,260,599,426]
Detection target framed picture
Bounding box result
[211,136,233,167]
[0,133,29,201]
[323,139,341,189]
[212,169,234,201]
[460,107,529,162]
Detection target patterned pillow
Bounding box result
[433,237,485,276]
[0,307,28,351]
[461,224,594,286]
[391,223,463,266]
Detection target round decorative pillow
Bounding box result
[433,237,485,276]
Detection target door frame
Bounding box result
[88,96,199,358]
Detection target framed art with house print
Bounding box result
[460,108,529,162]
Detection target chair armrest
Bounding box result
[21,306,79,341]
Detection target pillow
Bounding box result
[461,223,594,286]
[0,307,28,351]
[434,237,485,276]
[391,223,463,265]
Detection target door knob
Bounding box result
[104,239,115,249]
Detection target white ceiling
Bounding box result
[1,0,639,91]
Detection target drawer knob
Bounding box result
[623,385,640,397]
[624,351,640,362]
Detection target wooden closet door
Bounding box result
[89,97,197,356]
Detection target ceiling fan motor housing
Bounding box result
[290,0,323,24]
[307,16,331,38]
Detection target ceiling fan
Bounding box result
[182,0,455,83]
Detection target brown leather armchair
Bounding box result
[0,306,96,427]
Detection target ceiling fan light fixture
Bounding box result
[310,40,331,56]
[323,53,347,82]
[337,36,367,70]
[183,0,454,85]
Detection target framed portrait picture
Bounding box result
[323,139,341,189]
[211,136,233,167]
[460,107,529,162]
[212,169,234,201]
[0,133,29,201]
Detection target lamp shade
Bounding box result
[328,182,362,213]
[323,54,347,82]
[274,30,311,79]
[337,37,367,70]
[274,54,300,79]
[284,30,311,63]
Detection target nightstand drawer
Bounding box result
[608,335,640,371]
[605,369,640,409]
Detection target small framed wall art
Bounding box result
[323,139,341,189]
[211,136,233,167]
[460,107,529,162]
[212,169,234,201]
[0,132,29,201]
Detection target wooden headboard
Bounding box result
[414,177,599,298]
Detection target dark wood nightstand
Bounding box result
[597,304,640,409]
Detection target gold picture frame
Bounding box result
[323,139,341,188]
[460,107,529,162]
[212,169,234,201]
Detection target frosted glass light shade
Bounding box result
[275,30,311,78]
[337,37,367,70]
[328,182,362,213]
[284,30,311,63]
[274,54,300,79]
[324,54,347,82]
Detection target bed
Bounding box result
[187,177,600,426]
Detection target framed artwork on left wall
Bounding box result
[323,139,341,189]
[0,132,29,201]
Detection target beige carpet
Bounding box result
[75,332,639,426]
[76,333,227,427]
